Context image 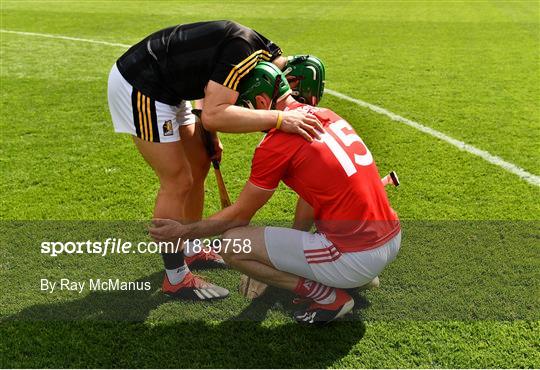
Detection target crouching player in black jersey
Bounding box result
[107,20,325,300]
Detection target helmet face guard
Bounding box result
[283,55,325,106]
[270,74,283,110]
[236,62,291,109]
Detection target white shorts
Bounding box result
[265,227,401,289]
[107,63,196,143]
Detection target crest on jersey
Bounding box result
[162,120,173,136]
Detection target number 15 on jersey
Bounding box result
[319,119,374,177]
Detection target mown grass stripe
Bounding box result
[326,89,540,187]
[2,28,538,187]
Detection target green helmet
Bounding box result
[236,62,291,109]
[283,55,325,106]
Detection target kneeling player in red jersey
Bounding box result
[150,62,401,324]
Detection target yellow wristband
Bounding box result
[276,112,283,130]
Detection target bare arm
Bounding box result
[201,81,277,132]
[201,81,322,141]
[292,197,314,231]
[192,98,223,162]
[150,182,274,241]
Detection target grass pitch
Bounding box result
[1,1,539,368]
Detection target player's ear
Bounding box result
[255,94,270,110]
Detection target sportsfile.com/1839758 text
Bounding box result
[40,238,252,257]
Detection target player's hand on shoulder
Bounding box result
[280,110,323,142]
[150,218,188,244]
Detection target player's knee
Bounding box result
[220,228,244,263]
[191,161,210,185]
[159,171,193,198]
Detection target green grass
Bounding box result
[1,0,539,368]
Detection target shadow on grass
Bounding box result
[0,271,368,368]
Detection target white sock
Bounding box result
[183,240,200,257]
[165,264,189,285]
[315,289,336,305]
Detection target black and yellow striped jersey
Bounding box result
[116,20,282,105]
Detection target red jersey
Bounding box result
[249,103,400,253]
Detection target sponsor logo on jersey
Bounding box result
[163,120,173,136]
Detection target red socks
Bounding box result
[294,277,336,304]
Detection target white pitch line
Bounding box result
[0,29,130,48]
[326,89,540,187]
[2,28,539,187]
